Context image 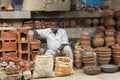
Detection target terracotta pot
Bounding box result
[84,19,92,27]
[82,57,94,62]
[105,36,115,42]
[97,25,105,33]
[115,10,120,19]
[100,18,105,25]
[81,45,91,49]
[92,35,104,47]
[83,61,94,66]
[105,19,116,28]
[112,52,120,56]
[80,34,90,40]
[105,30,115,36]
[98,60,110,65]
[86,6,96,13]
[92,18,99,27]
[81,40,91,45]
[69,20,76,27]
[113,55,120,65]
[74,60,82,69]
[74,50,81,60]
[97,53,111,58]
[97,47,111,52]
[100,2,110,10]
[103,9,114,19]
[112,45,120,52]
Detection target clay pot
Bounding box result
[92,18,99,27]
[83,61,95,66]
[105,30,115,36]
[115,10,120,20]
[84,19,92,27]
[81,40,91,45]
[69,20,76,27]
[103,9,114,19]
[92,35,104,47]
[100,18,105,25]
[113,55,120,66]
[74,60,82,69]
[105,36,115,42]
[74,50,81,60]
[100,2,110,10]
[112,44,120,52]
[86,6,96,13]
[6,4,14,11]
[97,25,105,33]
[112,52,120,56]
[105,19,116,28]
[98,60,110,65]
[80,34,90,40]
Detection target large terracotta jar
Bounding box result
[92,35,104,47]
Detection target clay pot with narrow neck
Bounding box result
[92,35,104,47]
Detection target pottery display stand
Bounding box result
[17,28,30,62]
[30,40,41,60]
[0,29,17,58]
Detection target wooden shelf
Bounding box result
[31,11,103,19]
[0,11,31,19]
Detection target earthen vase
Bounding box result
[103,9,114,20]
[92,18,99,27]
[92,35,104,47]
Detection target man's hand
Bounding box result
[55,50,61,57]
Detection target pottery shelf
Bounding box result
[0,11,31,19]
[31,11,103,19]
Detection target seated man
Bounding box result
[33,22,73,61]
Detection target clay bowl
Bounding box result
[83,66,101,75]
[100,64,118,73]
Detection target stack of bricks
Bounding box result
[0,30,17,58]
[30,40,41,60]
[17,28,30,62]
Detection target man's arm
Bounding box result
[33,30,38,41]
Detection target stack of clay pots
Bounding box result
[73,50,82,69]
[105,30,115,46]
[112,44,120,66]
[115,31,120,44]
[80,34,91,49]
[96,47,111,65]
[82,51,95,66]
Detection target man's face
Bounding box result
[51,25,58,33]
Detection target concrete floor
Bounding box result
[33,69,120,80]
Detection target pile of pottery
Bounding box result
[80,34,91,49]
[73,50,82,69]
[82,51,95,66]
[23,20,34,29]
[96,47,111,65]
[105,30,115,46]
[112,44,120,66]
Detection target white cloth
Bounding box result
[45,45,73,61]
[36,28,68,51]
